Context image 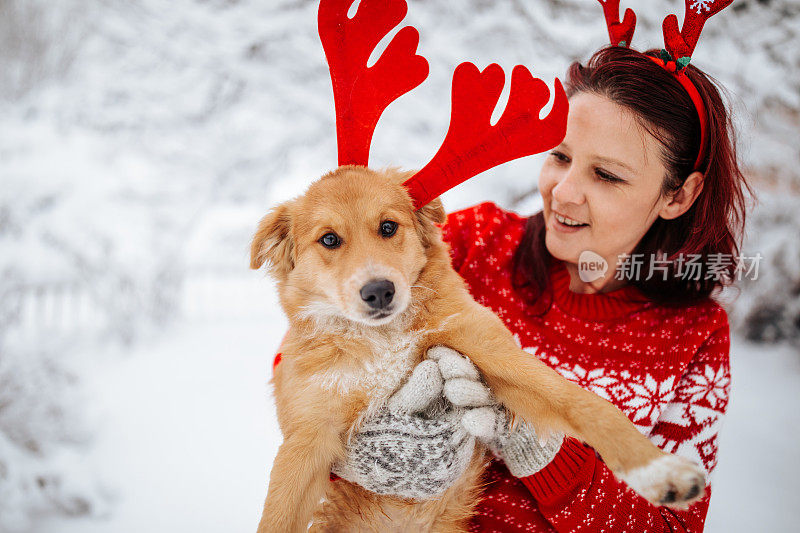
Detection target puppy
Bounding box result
[250,165,706,532]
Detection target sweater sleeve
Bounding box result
[517,317,731,532]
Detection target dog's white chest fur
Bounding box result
[310,329,419,413]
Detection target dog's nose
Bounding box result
[360,279,395,310]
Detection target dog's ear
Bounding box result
[250,200,295,277]
[414,197,446,248]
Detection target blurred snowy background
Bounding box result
[1,0,798,531]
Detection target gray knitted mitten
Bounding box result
[481,409,564,478]
[331,360,476,500]
[429,346,564,478]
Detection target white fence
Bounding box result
[12,282,106,335]
[179,268,280,321]
[7,268,282,337]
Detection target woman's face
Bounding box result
[538,92,672,286]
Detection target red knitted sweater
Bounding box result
[442,202,730,533]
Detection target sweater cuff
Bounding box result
[520,437,596,504]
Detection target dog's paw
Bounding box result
[619,454,706,509]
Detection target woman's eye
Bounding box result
[380,220,398,237]
[318,232,341,249]
[596,169,624,184]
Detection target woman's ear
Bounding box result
[414,197,446,248]
[659,171,704,220]
[250,200,295,277]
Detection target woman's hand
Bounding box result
[330,359,477,500]
[428,346,564,478]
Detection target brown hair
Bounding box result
[512,45,752,308]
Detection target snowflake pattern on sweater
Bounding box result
[440,202,731,533]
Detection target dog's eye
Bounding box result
[380,220,397,237]
[319,232,341,249]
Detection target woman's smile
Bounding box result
[552,210,589,233]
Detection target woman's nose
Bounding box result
[551,168,586,206]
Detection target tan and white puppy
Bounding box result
[251,165,705,533]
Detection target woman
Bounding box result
[330,44,751,532]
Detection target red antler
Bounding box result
[403,63,568,210]
[662,0,733,64]
[597,0,636,47]
[318,0,429,167]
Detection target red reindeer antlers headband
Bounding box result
[318,0,428,167]
[318,0,568,210]
[598,0,734,171]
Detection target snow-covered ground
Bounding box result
[26,272,287,533]
[25,275,799,533]
[706,338,800,532]
[38,322,283,533]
